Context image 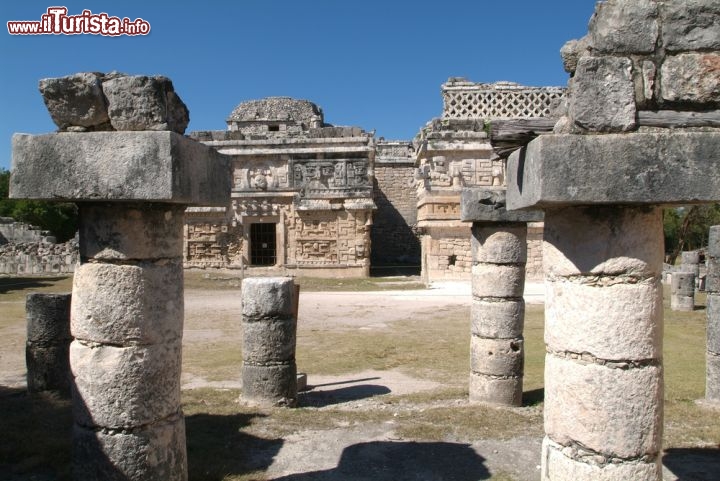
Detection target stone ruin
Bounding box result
[8,1,720,479]
[0,217,79,274]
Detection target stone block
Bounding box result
[73,415,187,481]
[102,75,189,134]
[38,72,109,130]
[472,264,524,298]
[588,0,658,54]
[79,204,184,260]
[671,273,696,296]
[545,279,662,361]
[10,131,230,206]
[471,336,523,376]
[708,226,720,258]
[70,340,181,429]
[469,373,522,406]
[506,133,720,210]
[242,277,295,319]
[26,293,71,343]
[569,56,636,132]
[707,294,720,354]
[242,363,297,406]
[471,298,524,339]
[681,251,701,265]
[471,224,527,264]
[708,353,720,401]
[544,355,662,459]
[242,318,297,364]
[661,0,720,52]
[543,207,663,278]
[661,53,720,104]
[670,294,695,312]
[460,188,542,223]
[71,261,183,345]
[559,37,589,75]
[542,437,661,481]
[26,344,70,394]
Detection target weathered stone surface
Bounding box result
[471,264,524,298]
[506,133,720,209]
[70,340,181,429]
[471,224,527,264]
[708,226,720,258]
[460,188,542,223]
[241,277,295,319]
[228,97,322,124]
[79,204,184,260]
[588,0,658,54]
[38,72,109,130]
[242,363,297,406]
[471,299,524,339]
[26,344,70,394]
[71,261,183,345]
[471,336,523,376]
[681,251,701,266]
[661,0,720,52]
[545,280,662,361]
[73,415,187,481]
[568,56,637,132]
[559,37,589,75]
[242,318,297,364]
[542,437,661,481]
[661,53,720,104]
[708,294,720,354]
[671,294,695,312]
[10,131,230,206]
[543,207,663,278]
[26,293,71,343]
[102,75,189,134]
[671,272,695,311]
[469,373,522,406]
[708,353,720,401]
[545,355,662,459]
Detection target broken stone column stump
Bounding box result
[670,272,696,311]
[706,226,720,403]
[461,188,542,406]
[26,292,72,395]
[11,130,229,481]
[241,277,298,407]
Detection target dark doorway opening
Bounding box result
[250,223,276,266]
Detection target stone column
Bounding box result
[26,292,72,395]
[670,272,695,311]
[681,250,701,277]
[461,188,541,406]
[241,277,298,407]
[11,130,229,481]
[541,206,664,480]
[706,226,720,403]
[470,223,526,405]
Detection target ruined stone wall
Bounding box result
[372,141,420,267]
[422,226,473,280]
[0,239,79,275]
[0,217,55,244]
[526,222,544,280]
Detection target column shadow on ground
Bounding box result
[273,440,490,481]
[298,384,391,408]
[523,388,544,407]
[663,447,720,481]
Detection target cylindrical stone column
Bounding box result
[70,203,187,481]
[242,277,297,407]
[706,226,720,403]
[26,292,72,395]
[542,206,663,481]
[681,250,701,277]
[670,272,695,311]
[470,222,526,406]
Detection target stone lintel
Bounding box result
[11,131,230,205]
[506,132,720,210]
[461,187,543,223]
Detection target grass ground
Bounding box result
[0,275,718,480]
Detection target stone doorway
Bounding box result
[250,222,277,266]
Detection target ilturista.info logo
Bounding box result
[7,7,150,36]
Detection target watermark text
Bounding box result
[7,7,150,36]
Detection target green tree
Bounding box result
[0,168,78,242]
[664,204,720,264]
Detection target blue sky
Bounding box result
[0,1,596,171]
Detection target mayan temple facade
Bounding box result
[414,79,564,282]
[185,98,376,277]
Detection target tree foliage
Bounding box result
[663,204,720,264]
[0,168,78,242]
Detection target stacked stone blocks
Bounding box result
[26,292,72,395]
[241,277,298,407]
[707,226,720,403]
